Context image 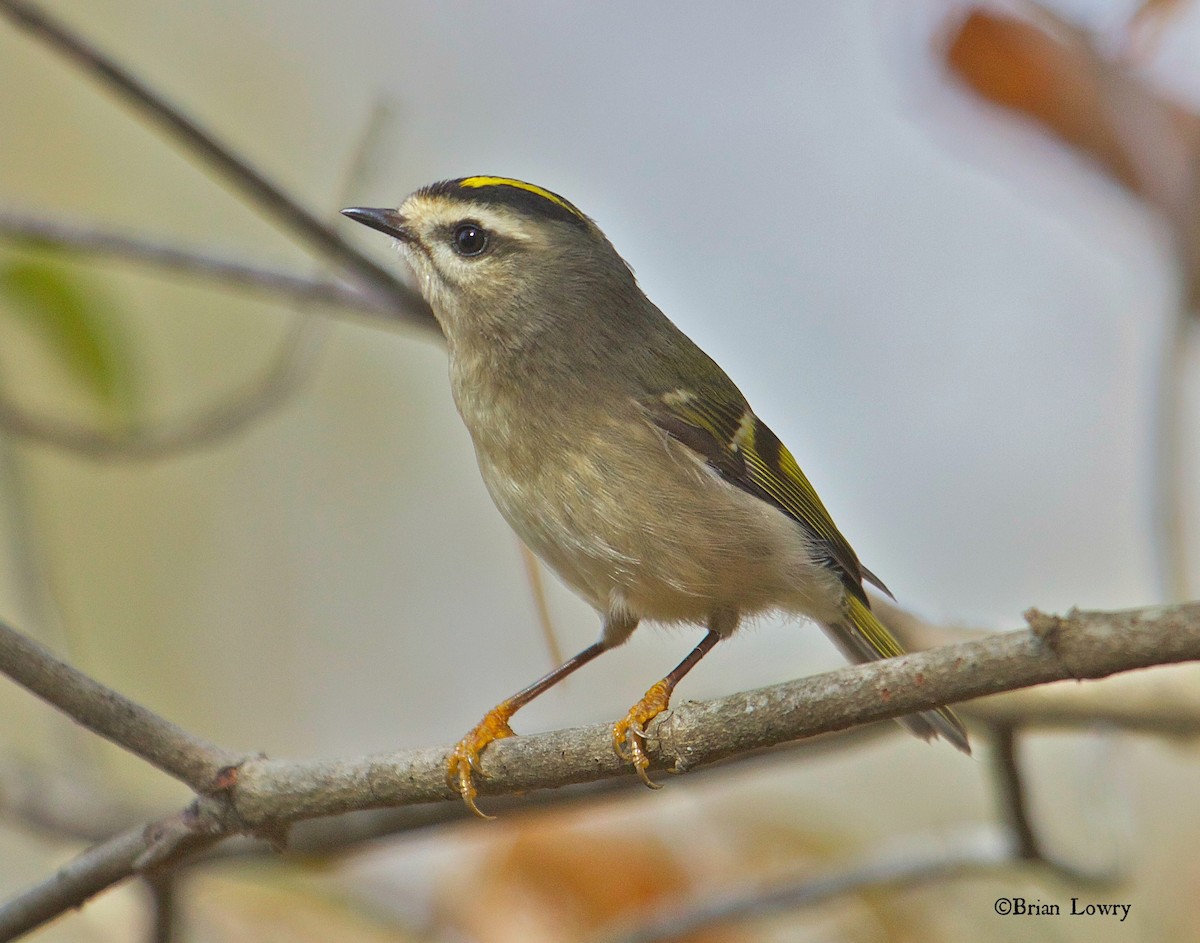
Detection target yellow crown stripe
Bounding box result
[458,176,587,222]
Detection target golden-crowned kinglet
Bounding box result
[344,177,968,816]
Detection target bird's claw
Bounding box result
[612,679,673,789]
[446,703,516,819]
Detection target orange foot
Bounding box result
[447,702,516,819]
[612,679,673,789]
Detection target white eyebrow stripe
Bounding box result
[404,199,537,241]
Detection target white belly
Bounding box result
[472,418,845,632]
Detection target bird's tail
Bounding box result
[821,594,970,754]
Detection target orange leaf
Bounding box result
[946,9,1141,191]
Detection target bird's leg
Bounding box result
[448,639,610,818]
[613,629,721,788]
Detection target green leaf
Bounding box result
[0,259,137,423]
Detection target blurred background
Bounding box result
[1,0,1198,940]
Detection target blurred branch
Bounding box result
[519,541,564,669]
[988,725,1041,860]
[0,0,431,326]
[0,315,321,460]
[0,97,436,464]
[1,602,1198,937]
[0,811,222,941]
[0,7,438,463]
[599,825,1112,943]
[1151,309,1194,601]
[0,210,429,325]
[0,621,239,790]
[598,830,1008,943]
[144,874,178,943]
[0,763,143,842]
[944,6,1200,295]
[943,6,1199,601]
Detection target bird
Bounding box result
[342,176,969,816]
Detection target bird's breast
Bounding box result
[444,344,843,626]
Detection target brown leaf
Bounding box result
[944,6,1200,306]
[946,9,1141,191]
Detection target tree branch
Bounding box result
[222,602,1200,826]
[875,596,1200,735]
[2,727,892,867]
[0,601,1197,938]
[0,0,431,326]
[0,811,222,941]
[0,209,435,328]
[0,621,238,790]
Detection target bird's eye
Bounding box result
[452,223,489,257]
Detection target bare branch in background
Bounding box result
[0,0,430,325]
[0,315,322,460]
[598,826,1112,943]
[1151,312,1196,601]
[1,602,1198,937]
[943,3,1198,601]
[0,5,438,462]
[0,210,431,325]
[0,94,438,463]
[519,541,565,669]
[609,730,1118,943]
[988,725,1041,861]
[0,812,223,941]
[0,764,144,842]
[144,874,178,943]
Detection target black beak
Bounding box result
[341,206,410,241]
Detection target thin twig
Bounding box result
[0,763,143,842]
[1151,308,1194,601]
[0,0,430,326]
[0,209,433,326]
[0,620,238,790]
[597,823,1117,943]
[519,541,564,668]
[0,811,222,941]
[0,316,321,460]
[989,725,1041,860]
[144,874,178,943]
[599,828,1013,943]
[0,97,437,462]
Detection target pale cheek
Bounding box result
[399,253,446,307]
[419,269,441,303]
